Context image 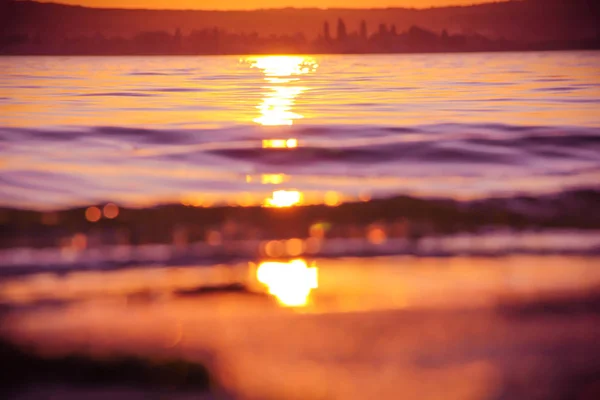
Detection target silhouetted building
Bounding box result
[378,24,388,36]
[2,9,599,56]
[337,18,347,41]
[323,21,330,41]
[360,20,368,40]
[3,0,600,56]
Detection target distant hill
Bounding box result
[2,0,598,41]
[1,0,598,55]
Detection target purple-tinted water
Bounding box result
[1,52,599,209]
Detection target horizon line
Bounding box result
[19,0,515,13]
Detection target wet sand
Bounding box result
[2,256,600,399]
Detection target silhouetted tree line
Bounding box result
[1,18,599,55]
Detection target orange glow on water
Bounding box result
[256,259,318,307]
[264,190,302,207]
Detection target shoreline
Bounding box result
[2,189,599,250]
[4,46,600,57]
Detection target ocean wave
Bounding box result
[1,123,599,211]
[2,122,599,144]
[3,123,599,162]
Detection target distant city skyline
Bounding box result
[31,0,502,10]
[4,0,597,51]
[5,15,598,56]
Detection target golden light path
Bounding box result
[243,56,317,208]
[260,173,287,184]
[250,55,317,78]
[262,138,298,148]
[245,173,289,185]
[255,87,305,126]
[264,190,302,207]
[246,55,318,126]
[256,259,318,307]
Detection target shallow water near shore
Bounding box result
[2,255,600,399]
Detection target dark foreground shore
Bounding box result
[0,338,216,400]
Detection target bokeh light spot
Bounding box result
[309,222,326,239]
[367,226,387,245]
[207,230,222,246]
[285,238,304,257]
[103,203,119,219]
[264,240,285,258]
[85,206,101,223]
[71,233,87,251]
[324,191,341,207]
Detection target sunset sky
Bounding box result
[36,0,500,10]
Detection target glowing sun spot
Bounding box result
[256,259,318,307]
[264,190,302,207]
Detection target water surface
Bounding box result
[1,52,599,209]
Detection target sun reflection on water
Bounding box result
[256,259,318,307]
[261,174,287,184]
[246,173,289,185]
[255,87,306,126]
[262,138,298,148]
[264,190,303,208]
[249,56,318,78]
[245,55,318,126]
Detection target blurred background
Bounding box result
[2,1,600,399]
